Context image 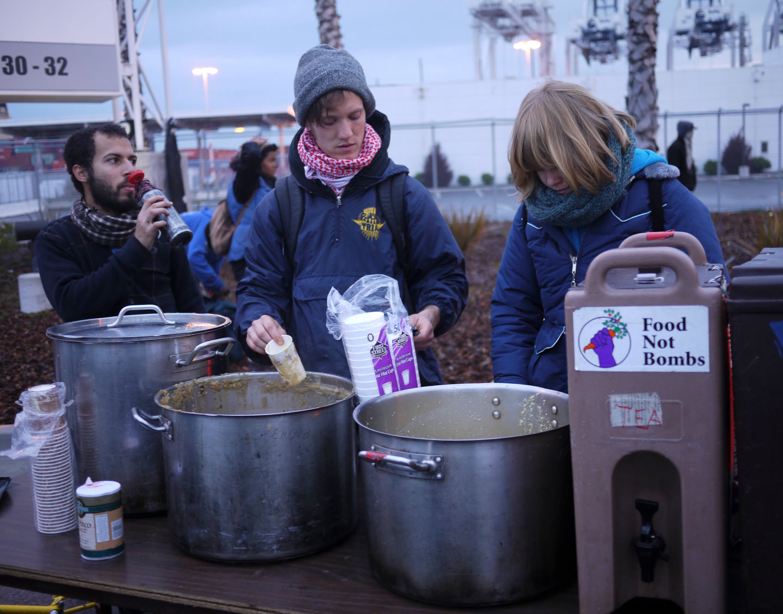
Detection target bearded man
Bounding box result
[36,123,203,321]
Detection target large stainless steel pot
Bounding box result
[136,371,356,562]
[47,305,233,514]
[354,383,575,607]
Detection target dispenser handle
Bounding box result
[582,246,700,295]
[619,231,707,265]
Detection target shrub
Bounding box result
[457,175,471,187]
[420,143,453,188]
[721,133,751,175]
[0,223,16,253]
[756,209,783,252]
[703,160,718,176]
[445,210,487,254]
[749,156,771,174]
[506,173,514,185]
[480,173,494,186]
[414,172,426,184]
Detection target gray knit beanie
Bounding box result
[293,44,376,126]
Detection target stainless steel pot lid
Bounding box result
[46,304,230,342]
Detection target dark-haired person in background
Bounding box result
[35,123,203,322]
[225,141,278,282]
[666,120,697,191]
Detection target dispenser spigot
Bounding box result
[632,498,668,583]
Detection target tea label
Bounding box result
[609,392,663,428]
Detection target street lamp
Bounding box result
[512,39,542,78]
[192,66,218,112]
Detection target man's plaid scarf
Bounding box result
[70,199,139,247]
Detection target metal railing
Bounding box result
[2,105,781,222]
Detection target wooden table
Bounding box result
[0,472,578,613]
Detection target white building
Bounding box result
[375,45,783,185]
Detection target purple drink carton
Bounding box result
[371,325,399,396]
[390,317,421,390]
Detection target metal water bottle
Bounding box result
[138,188,192,246]
[127,170,192,247]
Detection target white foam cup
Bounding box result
[265,335,306,386]
[341,311,385,336]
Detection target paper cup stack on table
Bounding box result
[265,335,307,385]
[22,383,79,534]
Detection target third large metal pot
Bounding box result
[137,371,356,562]
[354,383,575,607]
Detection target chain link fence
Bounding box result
[2,105,781,222]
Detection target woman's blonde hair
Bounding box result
[508,80,636,198]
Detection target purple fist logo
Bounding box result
[579,309,630,369]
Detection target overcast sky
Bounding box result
[5,0,773,122]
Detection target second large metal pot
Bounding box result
[354,383,575,607]
[138,371,356,562]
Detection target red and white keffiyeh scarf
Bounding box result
[297,124,382,196]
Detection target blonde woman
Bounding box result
[491,81,724,391]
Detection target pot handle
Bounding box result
[358,450,442,475]
[108,304,175,327]
[174,337,235,367]
[131,406,173,440]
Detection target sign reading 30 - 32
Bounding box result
[0,0,121,102]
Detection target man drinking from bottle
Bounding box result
[36,123,203,321]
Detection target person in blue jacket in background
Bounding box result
[225,142,278,282]
[182,209,244,363]
[235,45,468,385]
[491,81,725,393]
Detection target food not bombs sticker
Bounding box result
[572,305,709,372]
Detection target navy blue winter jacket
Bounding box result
[491,154,725,392]
[36,213,204,322]
[182,209,226,295]
[235,111,468,385]
[226,177,273,263]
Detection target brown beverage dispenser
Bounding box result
[565,232,727,613]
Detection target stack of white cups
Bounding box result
[24,383,78,534]
[341,311,399,403]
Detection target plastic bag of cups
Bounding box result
[326,275,420,403]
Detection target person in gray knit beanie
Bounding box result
[293,44,376,125]
[235,43,468,391]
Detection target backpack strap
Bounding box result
[647,179,665,232]
[275,175,305,271]
[376,173,414,312]
[632,162,678,233]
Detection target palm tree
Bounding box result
[315,0,343,49]
[626,0,659,151]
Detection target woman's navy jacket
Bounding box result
[491,158,725,393]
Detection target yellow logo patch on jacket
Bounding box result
[353,207,385,240]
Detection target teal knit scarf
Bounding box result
[525,127,636,228]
